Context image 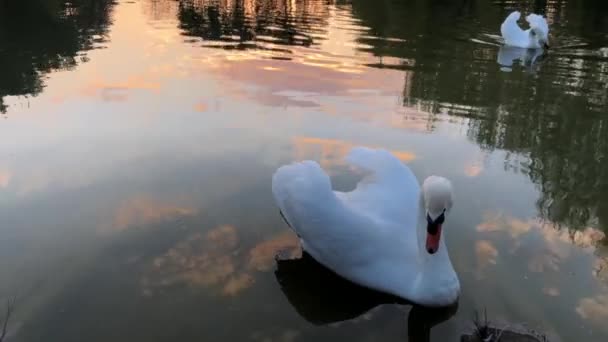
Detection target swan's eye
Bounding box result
[531,30,536,36]
[426,211,446,225]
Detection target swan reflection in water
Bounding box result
[274,252,458,341]
[497,45,546,72]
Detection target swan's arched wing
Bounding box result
[503,10,521,23]
[339,147,420,226]
[272,160,335,236]
[501,11,527,47]
[501,11,521,35]
[272,160,381,265]
[525,13,548,36]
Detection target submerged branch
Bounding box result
[0,299,15,342]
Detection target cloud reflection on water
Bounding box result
[108,195,198,231]
[291,136,415,173]
[142,225,301,297]
[577,294,608,326]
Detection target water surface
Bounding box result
[1,0,607,341]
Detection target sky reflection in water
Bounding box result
[0,0,607,341]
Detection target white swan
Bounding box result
[272,147,460,307]
[500,11,549,49]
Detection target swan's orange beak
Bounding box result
[426,224,442,254]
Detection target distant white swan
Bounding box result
[272,147,460,307]
[501,11,549,49]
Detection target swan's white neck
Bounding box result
[411,223,460,306]
[419,235,454,279]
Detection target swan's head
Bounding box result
[422,176,454,255]
[530,27,549,49]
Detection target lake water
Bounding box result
[1,0,607,341]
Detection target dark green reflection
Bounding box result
[0,0,115,113]
[349,0,608,232]
[177,0,329,51]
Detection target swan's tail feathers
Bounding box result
[525,13,549,36]
[272,160,333,230]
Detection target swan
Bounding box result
[271,147,460,307]
[500,11,549,49]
